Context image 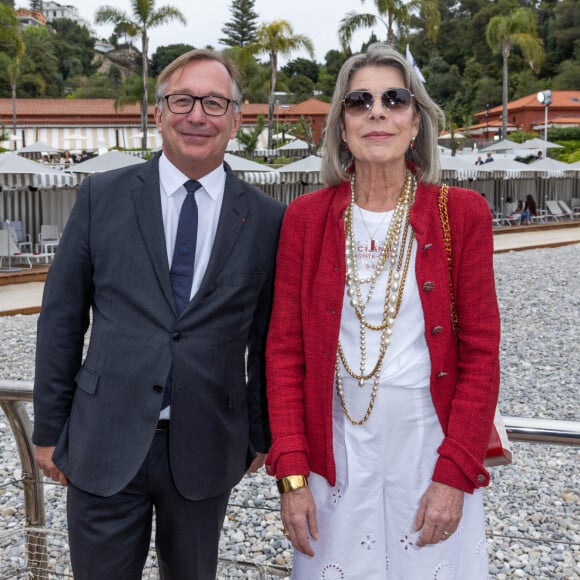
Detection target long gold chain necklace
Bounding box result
[336,171,416,425]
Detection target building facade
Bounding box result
[0,97,331,152]
[470,91,580,140]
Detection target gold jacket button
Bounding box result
[423,281,435,292]
[432,325,444,335]
[436,371,448,378]
[477,474,486,484]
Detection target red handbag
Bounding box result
[484,407,513,467]
[438,185,512,467]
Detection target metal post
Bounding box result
[544,104,548,158]
[1,399,48,579]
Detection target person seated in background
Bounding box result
[475,156,484,165]
[520,194,537,225]
[504,197,521,224]
[59,150,73,169]
[504,196,517,218]
[536,150,543,160]
[513,200,524,223]
[484,152,494,163]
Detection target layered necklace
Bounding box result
[335,170,416,425]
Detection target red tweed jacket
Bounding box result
[265,179,501,494]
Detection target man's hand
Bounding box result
[34,446,68,486]
[245,452,266,474]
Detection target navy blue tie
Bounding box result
[170,180,201,315]
[162,180,200,410]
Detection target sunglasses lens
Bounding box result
[343,91,374,111]
[381,88,412,109]
[344,89,413,113]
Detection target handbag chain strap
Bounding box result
[437,184,459,336]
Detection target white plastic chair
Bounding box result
[2,220,33,253]
[37,224,61,257]
[0,230,32,269]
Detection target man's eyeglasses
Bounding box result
[343,88,414,113]
[163,94,238,117]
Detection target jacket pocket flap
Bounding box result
[75,367,100,395]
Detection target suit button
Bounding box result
[423,281,435,292]
[172,332,181,341]
[477,474,486,484]
[436,372,448,378]
[422,243,432,250]
[432,325,444,335]
[153,385,163,394]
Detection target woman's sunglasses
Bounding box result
[343,88,414,113]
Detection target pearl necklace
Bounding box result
[336,170,416,425]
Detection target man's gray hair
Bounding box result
[155,48,242,114]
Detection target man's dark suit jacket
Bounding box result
[32,154,285,500]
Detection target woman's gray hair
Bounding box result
[321,43,445,186]
[155,48,242,113]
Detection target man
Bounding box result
[32,49,285,579]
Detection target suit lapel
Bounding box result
[191,166,250,305]
[130,154,175,310]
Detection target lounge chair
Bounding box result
[557,201,573,220]
[571,199,580,219]
[545,200,567,222]
[529,209,547,224]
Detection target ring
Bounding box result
[442,530,453,537]
[283,529,290,537]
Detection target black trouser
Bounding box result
[67,430,230,580]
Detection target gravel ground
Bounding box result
[0,244,578,579]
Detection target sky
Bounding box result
[17,0,381,65]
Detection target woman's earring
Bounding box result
[409,137,417,151]
[343,141,349,152]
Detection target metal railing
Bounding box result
[1,379,579,579]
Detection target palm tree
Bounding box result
[236,114,266,158]
[250,20,314,151]
[339,0,440,51]
[486,8,544,141]
[95,0,186,150]
[114,74,156,112]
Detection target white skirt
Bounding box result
[291,382,489,580]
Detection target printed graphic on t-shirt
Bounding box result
[354,207,393,273]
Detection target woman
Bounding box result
[265,43,500,579]
[521,194,537,224]
[59,149,73,169]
